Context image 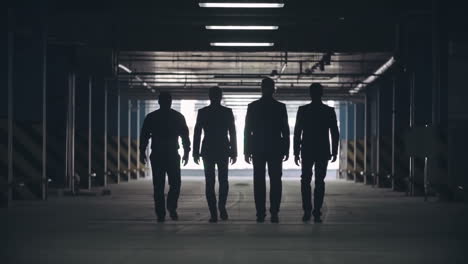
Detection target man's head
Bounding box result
[158,91,172,109]
[209,86,223,105]
[309,83,323,101]
[261,77,275,97]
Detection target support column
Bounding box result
[392,77,396,190]
[127,99,132,180]
[41,13,48,200]
[66,72,76,193]
[377,79,393,188]
[366,85,380,186]
[355,102,365,182]
[7,9,14,206]
[338,102,348,179]
[409,72,416,195]
[10,10,49,200]
[392,72,411,192]
[140,100,148,178]
[347,102,355,181]
[431,0,449,195]
[364,95,369,185]
[103,81,108,187]
[353,103,357,182]
[117,87,121,183]
[136,100,141,179]
[87,77,92,190]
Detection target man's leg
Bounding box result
[203,157,218,221]
[150,157,167,221]
[267,156,283,220]
[166,154,181,219]
[313,159,329,222]
[252,156,267,220]
[301,159,314,219]
[217,157,229,220]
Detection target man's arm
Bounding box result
[192,110,202,164]
[228,109,238,159]
[293,107,303,165]
[139,115,151,164]
[330,108,340,161]
[244,105,253,163]
[280,104,290,161]
[179,114,191,165]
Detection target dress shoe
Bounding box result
[312,210,322,223]
[270,213,279,223]
[302,211,311,222]
[220,209,228,221]
[169,210,178,221]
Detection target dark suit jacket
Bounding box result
[294,102,339,160]
[193,105,237,159]
[244,97,290,157]
[139,108,191,157]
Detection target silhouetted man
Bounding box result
[193,86,237,223]
[244,77,290,223]
[294,83,339,223]
[140,91,190,222]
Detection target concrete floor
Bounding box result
[2,177,468,264]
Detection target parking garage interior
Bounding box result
[2,1,468,263]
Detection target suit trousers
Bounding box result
[203,156,229,216]
[300,158,328,215]
[252,155,283,217]
[150,153,181,218]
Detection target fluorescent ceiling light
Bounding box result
[349,56,395,94]
[118,64,132,73]
[211,42,274,47]
[206,25,278,30]
[199,2,284,8]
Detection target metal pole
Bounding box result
[136,100,140,179]
[128,100,131,180]
[117,86,121,184]
[103,81,108,187]
[41,12,48,200]
[88,76,92,191]
[7,9,14,206]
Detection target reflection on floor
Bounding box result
[3,178,468,264]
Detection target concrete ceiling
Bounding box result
[118,51,392,100]
[33,0,434,100]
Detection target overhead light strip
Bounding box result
[118,64,132,73]
[118,64,153,90]
[211,42,274,47]
[349,56,395,94]
[206,25,278,30]
[199,3,284,8]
